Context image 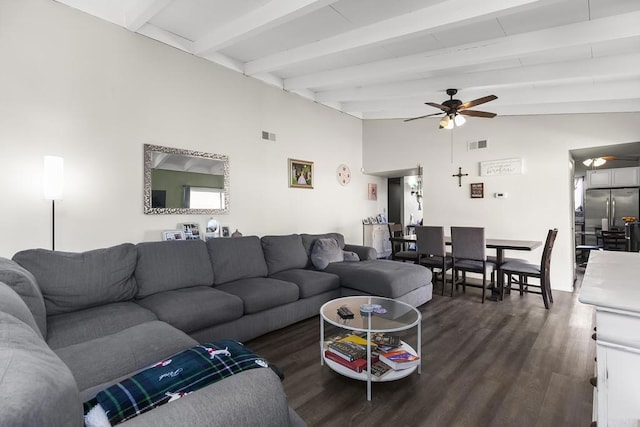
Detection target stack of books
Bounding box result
[326,339,368,373]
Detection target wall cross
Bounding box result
[452,167,469,187]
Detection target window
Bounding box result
[184,186,224,209]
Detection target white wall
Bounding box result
[0,0,387,257]
[363,114,640,291]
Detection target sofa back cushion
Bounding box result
[261,235,308,275]
[0,281,42,339]
[207,236,268,285]
[0,257,47,337]
[0,311,83,427]
[13,244,137,316]
[135,240,214,298]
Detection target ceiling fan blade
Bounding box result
[458,95,497,110]
[459,109,497,118]
[404,112,444,122]
[425,102,450,112]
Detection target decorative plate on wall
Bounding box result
[337,164,351,186]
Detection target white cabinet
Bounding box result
[579,251,640,426]
[586,167,640,189]
[362,224,391,258]
[611,167,640,187]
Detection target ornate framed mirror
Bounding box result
[143,144,229,215]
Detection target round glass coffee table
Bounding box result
[320,296,421,401]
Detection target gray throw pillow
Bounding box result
[0,257,47,337]
[310,238,344,270]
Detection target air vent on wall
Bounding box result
[468,139,488,150]
[261,131,276,141]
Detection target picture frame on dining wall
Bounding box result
[289,158,314,189]
[470,183,484,199]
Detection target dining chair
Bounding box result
[415,226,453,296]
[500,228,558,309]
[450,226,496,303]
[600,230,627,251]
[388,223,418,262]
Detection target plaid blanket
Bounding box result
[84,340,278,426]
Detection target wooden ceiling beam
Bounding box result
[194,0,339,55]
[244,0,542,75]
[284,11,640,91]
[125,0,171,31]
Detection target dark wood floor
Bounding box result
[246,272,596,427]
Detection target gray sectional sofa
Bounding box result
[0,232,432,426]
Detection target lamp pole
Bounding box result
[44,156,64,251]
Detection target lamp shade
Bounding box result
[43,156,64,200]
[454,114,466,126]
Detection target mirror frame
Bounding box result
[144,143,230,215]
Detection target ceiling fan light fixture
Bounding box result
[454,114,466,127]
[439,116,451,129]
[582,158,593,167]
[593,157,606,167]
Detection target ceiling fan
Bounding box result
[404,88,498,129]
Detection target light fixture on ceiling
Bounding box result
[583,157,607,167]
[439,113,465,130]
[43,155,64,251]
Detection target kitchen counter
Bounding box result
[579,250,640,427]
[579,250,640,313]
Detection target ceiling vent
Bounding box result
[468,139,488,150]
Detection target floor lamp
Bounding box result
[43,156,64,251]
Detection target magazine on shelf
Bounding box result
[379,349,420,370]
[370,360,392,378]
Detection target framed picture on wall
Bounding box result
[161,230,185,241]
[289,159,314,189]
[368,183,378,200]
[470,183,484,199]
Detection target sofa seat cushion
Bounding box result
[136,286,243,333]
[216,278,299,314]
[325,260,432,298]
[55,321,197,395]
[46,302,157,350]
[261,234,308,275]
[135,240,214,298]
[0,257,47,338]
[207,236,268,285]
[270,269,340,298]
[13,244,138,316]
[0,311,83,427]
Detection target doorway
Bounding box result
[387,177,402,224]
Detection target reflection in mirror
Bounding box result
[144,144,229,215]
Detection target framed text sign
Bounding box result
[480,158,523,176]
[470,183,484,198]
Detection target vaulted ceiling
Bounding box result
[54,0,640,120]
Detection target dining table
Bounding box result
[389,234,542,301]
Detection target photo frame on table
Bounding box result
[221,226,230,237]
[470,183,484,199]
[368,183,378,200]
[180,223,201,240]
[289,159,314,189]
[161,230,185,241]
[362,217,371,225]
[369,216,378,224]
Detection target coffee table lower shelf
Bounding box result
[323,342,418,382]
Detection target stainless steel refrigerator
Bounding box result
[585,188,640,243]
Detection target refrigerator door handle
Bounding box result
[606,198,610,224]
[612,198,616,227]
